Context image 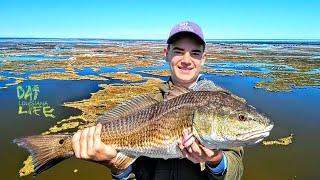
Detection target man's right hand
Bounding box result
[71,123,117,164]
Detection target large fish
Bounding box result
[13,88,273,176]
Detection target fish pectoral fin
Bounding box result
[112,152,137,170]
[200,162,206,171]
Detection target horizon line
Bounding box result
[1,37,320,41]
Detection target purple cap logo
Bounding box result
[177,22,195,32]
[167,21,205,45]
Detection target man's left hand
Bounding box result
[178,128,223,166]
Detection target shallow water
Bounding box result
[0,55,70,61]
[0,79,16,87]
[206,62,296,73]
[0,39,319,180]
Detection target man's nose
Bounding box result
[181,52,192,64]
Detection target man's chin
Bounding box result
[175,75,196,84]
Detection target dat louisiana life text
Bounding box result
[17,85,55,118]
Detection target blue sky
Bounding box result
[1,0,319,39]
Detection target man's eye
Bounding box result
[192,53,200,56]
[174,51,183,55]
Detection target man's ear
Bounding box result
[201,52,207,66]
[163,47,169,62]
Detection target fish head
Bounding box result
[193,92,274,149]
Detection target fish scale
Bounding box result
[101,92,205,145]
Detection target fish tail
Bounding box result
[13,134,74,176]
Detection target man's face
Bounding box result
[165,36,206,86]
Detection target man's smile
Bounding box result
[178,66,194,74]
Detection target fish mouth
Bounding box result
[236,124,274,141]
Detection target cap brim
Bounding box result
[167,31,205,45]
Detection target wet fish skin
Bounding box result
[13,90,273,176]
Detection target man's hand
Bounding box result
[178,128,223,166]
[71,123,117,163]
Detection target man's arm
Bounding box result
[111,165,134,180]
[206,147,244,180]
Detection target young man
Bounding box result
[72,22,244,180]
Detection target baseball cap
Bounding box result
[167,21,205,46]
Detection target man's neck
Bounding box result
[171,79,194,89]
[171,74,202,89]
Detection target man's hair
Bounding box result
[167,32,205,51]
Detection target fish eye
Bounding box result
[238,114,247,121]
[59,139,64,144]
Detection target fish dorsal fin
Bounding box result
[97,94,158,123]
[215,90,231,95]
[166,85,190,100]
[215,90,247,103]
